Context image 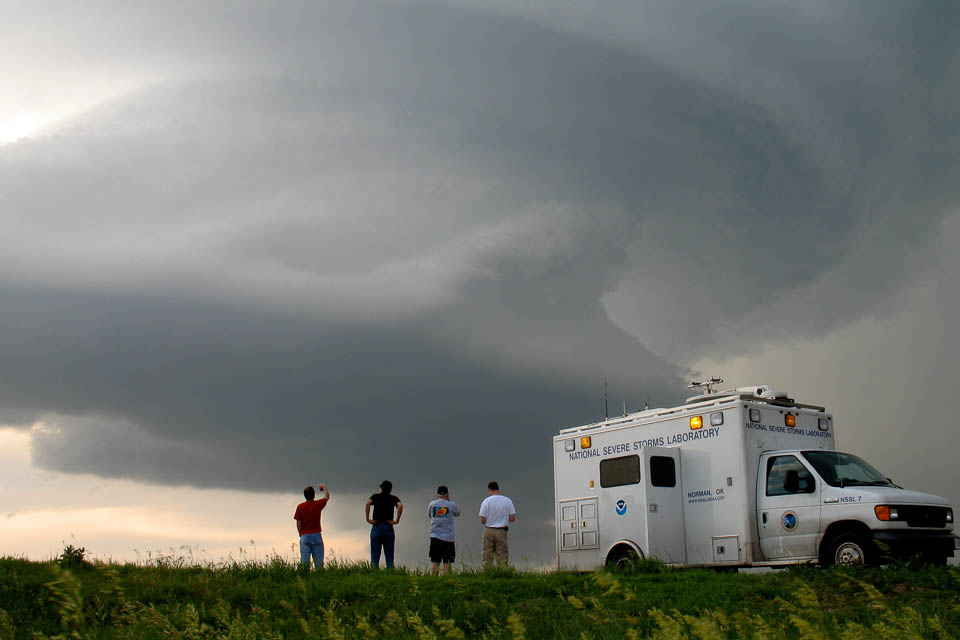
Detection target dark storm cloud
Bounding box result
[3,1,959,562]
[1,59,685,495]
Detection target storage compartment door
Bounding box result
[578,498,599,549]
[643,447,686,563]
[558,500,580,551]
[712,535,741,563]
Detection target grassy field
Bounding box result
[2,552,960,639]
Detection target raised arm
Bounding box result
[319,484,331,500]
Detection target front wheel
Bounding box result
[920,553,948,566]
[824,532,875,567]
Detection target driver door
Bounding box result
[757,453,821,560]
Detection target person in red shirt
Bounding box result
[294,484,330,568]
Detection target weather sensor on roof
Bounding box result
[687,377,724,395]
[734,385,788,400]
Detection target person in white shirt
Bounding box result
[478,481,516,568]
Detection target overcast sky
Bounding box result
[2,1,959,567]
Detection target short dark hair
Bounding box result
[437,485,449,495]
[304,486,315,500]
[488,481,499,491]
[380,480,393,494]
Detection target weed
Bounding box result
[1,557,959,639]
[56,545,89,571]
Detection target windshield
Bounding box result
[801,451,895,488]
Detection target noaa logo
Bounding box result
[782,512,798,531]
[615,500,627,516]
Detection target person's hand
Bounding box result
[318,484,326,491]
[387,519,396,525]
[366,518,375,525]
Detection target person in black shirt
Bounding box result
[365,480,403,568]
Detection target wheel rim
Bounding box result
[835,542,865,566]
[615,554,636,569]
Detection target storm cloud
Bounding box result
[3,1,959,563]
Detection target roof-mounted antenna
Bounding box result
[622,400,627,417]
[644,395,650,411]
[604,379,608,420]
[688,376,724,396]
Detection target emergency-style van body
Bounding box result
[553,385,957,569]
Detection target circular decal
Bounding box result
[615,500,628,516]
[782,511,798,531]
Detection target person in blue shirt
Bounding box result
[426,485,461,575]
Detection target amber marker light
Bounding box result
[690,416,703,430]
[785,413,797,427]
[874,505,899,521]
[581,436,592,449]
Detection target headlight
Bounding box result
[947,509,954,523]
[875,505,899,521]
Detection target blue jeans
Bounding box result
[370,523,395,568]
[300,532,324,568]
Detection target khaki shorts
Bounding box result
[482,527,509,567]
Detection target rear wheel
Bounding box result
[606,545,641,571]
[825,532,874,567]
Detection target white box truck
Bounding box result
[553,383,957,569]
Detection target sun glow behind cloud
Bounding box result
[0,112,48,145]
[0,428,369,563]
[0,71,159,147]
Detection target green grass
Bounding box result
[2,555,959,639]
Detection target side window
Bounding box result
[600,455,641,488]
[650,456,676,487]
[766,455,816,496]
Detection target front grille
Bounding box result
[895,506,949,528]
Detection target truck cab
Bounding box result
[757,449,956,565]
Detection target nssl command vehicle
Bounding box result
[553,383,958,569]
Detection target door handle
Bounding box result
[761,512,767,525]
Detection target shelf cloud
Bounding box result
[3,1,958,562]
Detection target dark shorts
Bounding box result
[429,537,456,563]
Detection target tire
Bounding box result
[606,546,641,571]
[824,532,874,567]
[920,553,948,566]
[712,566,738,573]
